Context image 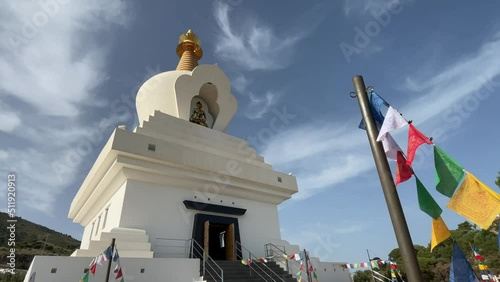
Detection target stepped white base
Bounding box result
[71,227,154,258]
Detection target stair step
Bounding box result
[202,260,297,282]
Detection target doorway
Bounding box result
[204,222,235,260]
[192,214,241,261]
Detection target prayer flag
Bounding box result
[416,177,442,219]
[395,151,413,186]
[430,216,451,251]
[359,91,388,130]
[406,124,432,167]
[80,272,89,282]
[103,246,113,261]
[382,133,402,160]
[447,171,500,229]
[434,146,464,197]
[449,241,480,282]
[377,106,407,142]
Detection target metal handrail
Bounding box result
[155,238,223,282]
[236,241,286,282]
[264,243,303,279]
[264,243,289,271]
[190,238,224,282]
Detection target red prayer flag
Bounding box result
[395,151,413,186]
[406,124,432,166]
[90,263,97,275]
[308,265,314,273]
[116,268,123,279]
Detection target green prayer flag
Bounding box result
[416,177,442,219]
[434,146,464,197]
[80,272,89,282]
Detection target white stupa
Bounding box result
[23,30,352,282]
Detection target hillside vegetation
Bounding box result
[0,212,80,270]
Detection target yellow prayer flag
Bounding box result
[447,171,500,230]
[479,264,488,270]
[431,216,451,251]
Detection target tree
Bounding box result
[353,270,372,282]
[495,171,500,188]
[386,219,500,281]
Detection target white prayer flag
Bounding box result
[377,106,407,141]
[382,133,402,160]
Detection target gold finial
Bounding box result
[176,29,203,60]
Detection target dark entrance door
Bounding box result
[192,214,241,260]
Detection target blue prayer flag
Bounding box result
[449,241,479,282]
[103,246,113,260]
[113,249,120,262]
[358,90,389,130]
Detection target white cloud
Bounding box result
[399,33,500,125]
[261,30,500,202]
[212,1,327,71]
[0,1,131,215]
[281,221,367,261]
[0,1,130,117]
[232,74,249,93]
[260,121,374,200]
[344,0,403,17]
[244,91,278,120]
[0,107,21,133]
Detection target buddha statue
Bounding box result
[189,101,208,127]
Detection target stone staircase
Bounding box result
[204,260,297,282]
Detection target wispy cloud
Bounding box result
[0,105,21,133]
[281,221,367,261]
[260,120,373,200]
[213,1,316,71]
[400,31,500,125]
[344,0,403,17]
[214,1,331,118]
[230,74,279,119]
[0,1,131,215]
[261,29,500,202]
[232,74,249,93]
[244,91,278,120]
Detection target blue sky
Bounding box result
[1,0,500,267]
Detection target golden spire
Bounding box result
[176,29,203,71]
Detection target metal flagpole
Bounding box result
[105,238,115,282]
[367,249,375,282]
[352,75,423,282]
[303,249,312,282]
